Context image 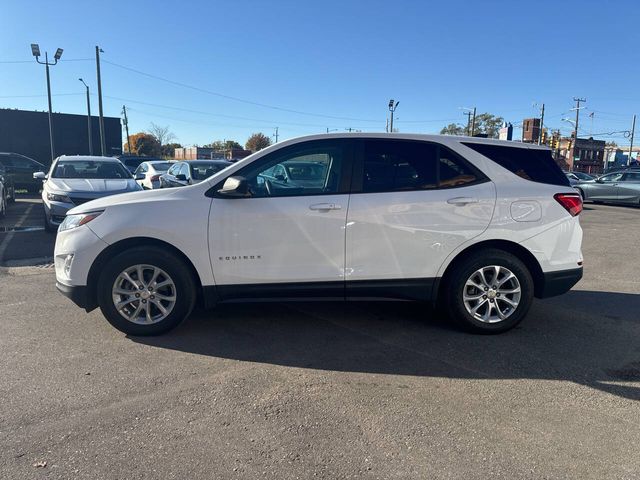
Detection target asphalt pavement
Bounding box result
[0,200,639,479]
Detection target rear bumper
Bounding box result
[56,282,97,312]
[538,267,583,298]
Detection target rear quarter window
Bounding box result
[463,142,570,187]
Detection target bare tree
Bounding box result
[148,123,176,147]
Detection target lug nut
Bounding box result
[484,287,488,291]
[482,295,487,299]
[150,295,155,300]
[135,293,140,298]
[142,299,147,304]
[496,293,501,297]
[139,286,144,290]
[489,299,494,303]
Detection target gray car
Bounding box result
[34,155,142,232]
[576,168,640,205]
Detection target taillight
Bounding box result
[554,193,583,216]
[150,174,160,181]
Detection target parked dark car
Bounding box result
[0,152,46,193]
[159,160,232,188]
[116,155,163,175]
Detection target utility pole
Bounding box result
[96,46,106,156]
[31,44,63,162]
[79,78,93,155]
[122,105,131,153]
[470,107,477,136]
[571,98,586,169]
[464,111,472,136]
[538,103,545,145]
[628,114,636,166]
[273,127,279,143]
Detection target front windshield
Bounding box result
[190,162,230,180]
[52,160,131,179]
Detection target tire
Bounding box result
[96,247,197,336]
[8,186,16,203]
[440,249,534,334]
[43,209,56,233]
[577,188,585,200]
[0,190,6,218]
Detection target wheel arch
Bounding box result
[85,237,204,311]
[434,239,545,301]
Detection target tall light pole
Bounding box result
[31,44,63,162]
[95,46,106,156]
[79,78,93,155]
[388,99,399,133]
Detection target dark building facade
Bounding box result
[0,108,122,167]
[522,118,541,143]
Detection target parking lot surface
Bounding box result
[0,200,639,479]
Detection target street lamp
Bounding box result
[31,43,63,162]
[388,99,399,133]
[79,78,93,155]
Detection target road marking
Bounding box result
[0,204,35,264]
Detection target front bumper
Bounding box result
[56,281,97,311]
[538,267,583,298]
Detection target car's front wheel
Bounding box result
[441,249,534,334]
[96,247,196,336]
[0,191,6,218]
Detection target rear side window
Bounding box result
[361,140,484,193]
[463,142,569,187]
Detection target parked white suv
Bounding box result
[54,134,583,335]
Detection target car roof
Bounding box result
[56,155,123,163]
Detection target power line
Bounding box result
[0,58,93,64]
[101,58,382,123]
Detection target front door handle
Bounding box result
[309,203,342,211]
[447,197,478,205]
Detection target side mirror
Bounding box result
[275,174,286,182]
[595,178,604,183]
[175,174,187,182]
[135,173,145,180]
[217,176,251,198]
[33,171,47,180]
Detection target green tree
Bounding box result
[124,132,161,156]
[162,142,182,159]
[245,132,272,152]
[440,113,505,138]
[440,123,465,135]
[204,140,242,151]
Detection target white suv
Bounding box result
[54,134,583,335]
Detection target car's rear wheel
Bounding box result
[0,191,6,218]
[43,209,56,233]
[441,249,534,334]
[96,247,196,336]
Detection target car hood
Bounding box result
[67,186,184,214]
[48,178,140,193]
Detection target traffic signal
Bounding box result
[541,130,547,144]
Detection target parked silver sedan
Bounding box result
[34,155,142,232]
[576,168,640,205]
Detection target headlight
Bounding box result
[47,192,72,203]
[59,211,103,232]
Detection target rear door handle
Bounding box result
[309,203,342,211]
[447,197,478,205]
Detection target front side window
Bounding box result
[238,141,344,198]
[168,163,181,176]
[179,163,190,178]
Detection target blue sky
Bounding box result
[1,0,638,147]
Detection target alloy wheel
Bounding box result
[112,264,177,325]
[462,265,522,323]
